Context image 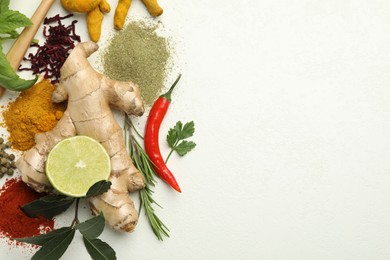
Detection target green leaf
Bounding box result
[32,228,75,260]
[21,194,75,219]
[0,0,9,14]
[0,50,37,91]
[175,140,196,156]
[76,213,105,238]
[174,121,183,135]
[83,236,117,260]
[0,9,32,34]
[178,121,195,140]
[166,127,178,148]
[15,227,72,246]
[86,181,112,198]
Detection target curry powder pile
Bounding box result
[102,20,171,107]
[3,79,66,151]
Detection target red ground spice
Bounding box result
[0,178,54,243]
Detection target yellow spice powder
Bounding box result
[3,79,66,151]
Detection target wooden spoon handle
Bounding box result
[0,0,55,97]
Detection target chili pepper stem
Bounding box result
[161,74,182,102]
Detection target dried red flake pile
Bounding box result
[0,178,54,245]
[19,14,81,83]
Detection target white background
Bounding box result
[2,0,390,259]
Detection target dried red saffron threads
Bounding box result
[0,178,54,241]
[19,14,81,83]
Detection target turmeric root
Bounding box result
[142,0,163,17]
[114,0,163,30]
[17,41,146,232]
[114,0,132,30]
[60,0,111,42]
[87,7,104,42]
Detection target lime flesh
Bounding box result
[46,136,111,197]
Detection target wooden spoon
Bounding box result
[0,0,55,98]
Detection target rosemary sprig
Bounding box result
[124,116,170,240]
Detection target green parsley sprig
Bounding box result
[166,121,196,163]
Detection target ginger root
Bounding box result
[16,41,146,232]
[114,0,163,30]
[61,0,111,42]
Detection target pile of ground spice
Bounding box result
[102,20,171,107]
[0,178,54,243]
[2,79,66,151]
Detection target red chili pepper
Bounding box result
[145,75,182,192]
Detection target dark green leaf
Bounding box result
[76,213,105,238]
[0,0,9,14]
[178,121,195,140]
[15,227,72,246]
[0,9,32,34]
[175,140,196,156]
[21,194,75,219]
[173,121,183,135]
[0,50,37,91]
[86,181,112,198]
[32,228,75,260]
[166,127,178,148]
[83,236,116,260]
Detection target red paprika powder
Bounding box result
[0,177,54,243]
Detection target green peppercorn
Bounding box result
[10,162,16,169]
[0,158,7,165]
[5,142,11,148]
[6,169,13,176]
[1,167,7,174]
[8,154,14,161]
[0,144,6,150]
[2,153,9,159]
[0,138,4,144]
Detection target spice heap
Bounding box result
[0,178,54,243]
[0,138,17,178]
[19,14,80,83]
[3,79,66,151]
[103,20,171,107]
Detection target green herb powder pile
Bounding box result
[103,20,171,107]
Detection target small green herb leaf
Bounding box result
[76,213,105,238]
[173,121,183,136]
[0,10,32,34]
[0,0,9,14]
[0,48,37,90]
[21,194,75,219]
[175,140,197,156]
[167,127,178,148]
[83,236,117,260]
[86,180,112,198]
[179,121,195,140]
[15,227,72,246]
[166,121,196,162]
[32,228,75,260]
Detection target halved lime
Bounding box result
[46,136,111,197]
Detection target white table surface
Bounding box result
[2,0,390,259]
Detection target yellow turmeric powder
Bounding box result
[3,79,66,151]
